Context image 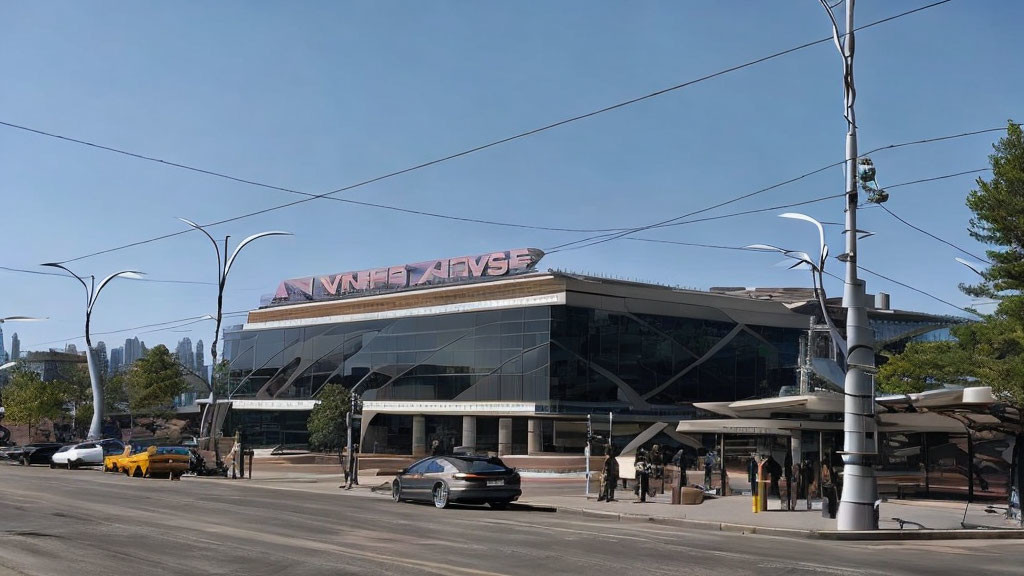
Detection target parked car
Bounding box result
[5,443,65,466]
[391,455,522,509]
[107,445,190,479]
[51,439,125,469]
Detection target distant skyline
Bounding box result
[2,2,1021,355]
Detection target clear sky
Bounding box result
[1,1,1020,357]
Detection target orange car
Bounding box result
[105,445,190,480]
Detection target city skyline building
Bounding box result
[123,336,146,366]
[0,326,6,363]
[10,333,20,362]
[195,339,206,381]
[109,346,123,374]
[176,337,195,375]
[94,341,108,379]
[64,343,78,355]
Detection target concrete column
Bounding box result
[528,418,543,455]
[498,417,513,457]
[462,416,477,452]
[412,415,426,457]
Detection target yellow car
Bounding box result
[105,445,190,480]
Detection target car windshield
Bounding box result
[154,447,190,455]
[454,458,509,473]
[56,446,71,453]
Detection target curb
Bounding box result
[533,504,1024,541]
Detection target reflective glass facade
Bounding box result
[224,304,801,412]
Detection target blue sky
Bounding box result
[1,1,1019,356]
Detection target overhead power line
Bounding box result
[0,265,216,286]
[880,201,992,264]
[0,1,954,265]
[546,163,997,253]
[630,237,976,316]
[26,311,249,348]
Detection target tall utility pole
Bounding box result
[834,0,879,531]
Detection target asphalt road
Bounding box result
[1,464,1021,576]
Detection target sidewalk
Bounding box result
[208,459,1024,541]
[517,489,1024,540]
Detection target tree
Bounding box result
[120,345,189,420]
[880,121,1024,518]
[307,383,350,454]
[964,121,1024,304]
[3,369,66,442]
[876,341,974,395]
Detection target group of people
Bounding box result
[747,452,840,514]
[597,444,669,503]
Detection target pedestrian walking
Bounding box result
[430,439,441,456]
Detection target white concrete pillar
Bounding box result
[528,418,543,455]
[498,417,513,457]
[412,415,426,457]
[462,416,477,452]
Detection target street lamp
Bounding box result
[178,218,291,471]
[40,264,143,440]
[747,212,848,358]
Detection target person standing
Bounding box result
[766,454,782,504]
[634,449,650,503]
[703,451,716,489]
[599,446,619,502]
[430,439,441,457]
[650,444,664,496]
[747,455,759,497]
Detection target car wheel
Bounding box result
[432,482,450,509]
[488,501,509,510]
[392,480,403,502]
[68,461,76,470]
[50,463,57,469]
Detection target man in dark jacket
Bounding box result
[598,445,619,502]
[634,449,651,503]
[766,454,782,502]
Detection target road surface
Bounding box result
[1,464,1020,575]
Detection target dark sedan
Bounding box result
[391,455,522,509]
[4,443,65,466]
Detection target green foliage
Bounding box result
[964,121,1024,301]
[879,122,1024,413]
[306,383,350,452]
[876,341,973,395]
[3,369,66,441]
[119,345,189,419]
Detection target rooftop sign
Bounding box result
[271,248,544,306]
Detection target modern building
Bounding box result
[109,346,124,374]
[195,339,206,381]
[0,326,6,363]
[222,248,839,453]
[124,337,146,366]
[176,337,195,375]
[93,341,108,379]
[10,333,19,362]
[64,343,78,355]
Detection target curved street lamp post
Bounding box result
[179,218,291,471]
[40,264,142,441]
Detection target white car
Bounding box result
[50,439,125,469]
